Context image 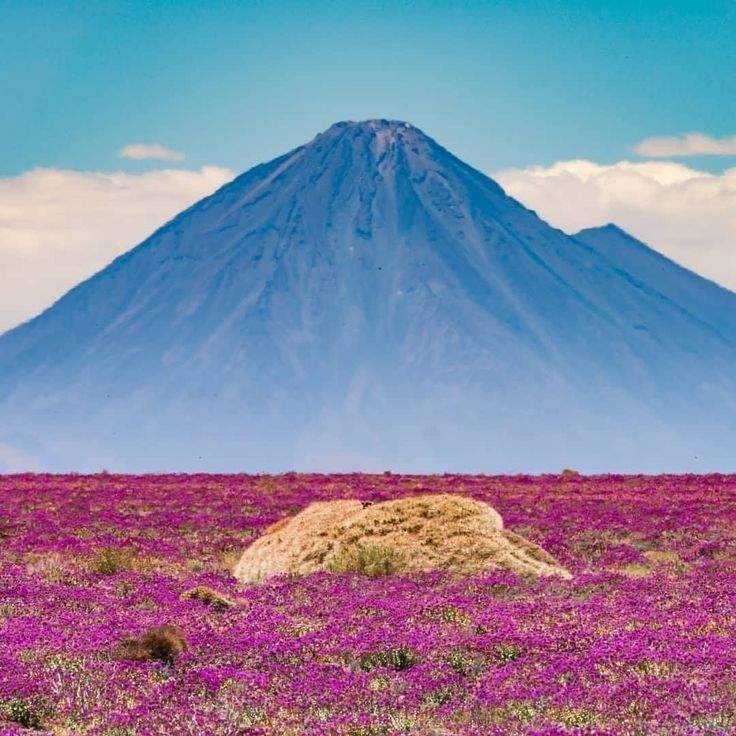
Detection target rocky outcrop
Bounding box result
[234,494,571,583]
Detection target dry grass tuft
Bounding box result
[116,624,187,665]
[90,547,138,575]
[616,550,689,578]
[180,585,237,610]
[327,543,406,578]
[25,552,72,583]
[618,563,652,578]
[643,550,681,565]
[214,547,244,572]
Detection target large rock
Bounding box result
[233,494,571,583]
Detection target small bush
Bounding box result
[448,648,485,677]
[427,604,472,625]
[0,696,53,729]
[180,586,236,611]
[358,646,420,672]
[91,547,137,575]
[368,675,391,691]
[424,685,455,706]
[328,543,406,578]
[484,701,542,725]
[494,643,523,663]
[550,707,597,727]
[116,624,187,665]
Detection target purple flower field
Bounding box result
[1,473,735,735]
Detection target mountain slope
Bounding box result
[1,120,735,472]
[574,223,736,345]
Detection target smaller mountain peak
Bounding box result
[576,223,632,239]
[600,223,628,235]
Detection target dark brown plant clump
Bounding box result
[180,585,236,611]
[0,517,20,539]
[116,624,187,665]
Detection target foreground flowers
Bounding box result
[1,473,735,734]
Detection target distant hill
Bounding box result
[1,120,735,472]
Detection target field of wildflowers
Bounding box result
[1,472,735,735]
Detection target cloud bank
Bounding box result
[633,133,736,157]
[495,159,736,291]
[0,166,234,333]
[118,143,186,162]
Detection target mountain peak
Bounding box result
[321,118,416,133]
[315,119,428,147]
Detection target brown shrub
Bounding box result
[180,585,236,610]
[116,624,187,665]
[0,518,18,539]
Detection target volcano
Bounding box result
[1,120,735,472]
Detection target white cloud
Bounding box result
[0,165,234,333]
[495,159,736,290]
[118,143,186,162]
[634,133,736,157]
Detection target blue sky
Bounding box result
[3,0,736,176]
